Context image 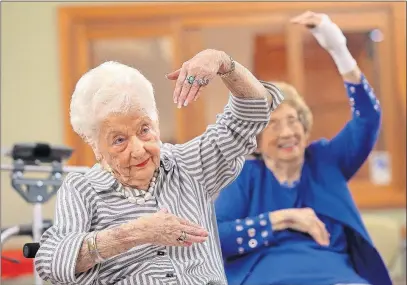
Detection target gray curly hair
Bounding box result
[266,81,313,132]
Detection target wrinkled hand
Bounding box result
[166,49,229,108]
[282,208,330,246]
[290,11,347,52]
[136,208,209,247]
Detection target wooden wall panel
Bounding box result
[254,35,288,82]
[392,2,406,118]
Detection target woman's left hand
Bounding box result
[166,49,230,108]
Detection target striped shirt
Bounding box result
[35,85,283,285]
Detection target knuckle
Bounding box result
[308,209,316,215]
[187,227,197,235]
[187,234,195,241]
[191,236,201,242]
[310,228,319,235]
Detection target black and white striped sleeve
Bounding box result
[174,82,283,198]
[34,173,99,284]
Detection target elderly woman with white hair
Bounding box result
[34,49,283,285]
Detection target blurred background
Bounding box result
[1,1,406,284]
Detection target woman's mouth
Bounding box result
[135,158,150,167]
[278,142,298,152]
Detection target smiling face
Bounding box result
[259,103,309,163]
[96,109,161,189]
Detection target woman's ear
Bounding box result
[304,131,310,142]
[89,141,102,162]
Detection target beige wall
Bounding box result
[1,2,64,238]
[1,2,405,275]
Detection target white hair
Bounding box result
[70,61,158,144]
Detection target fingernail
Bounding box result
[165,74,169,79]
[178,103,182,109]
[174,98,177,104]
[184,101,188,107]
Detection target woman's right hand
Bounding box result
[130,208,209,247]
[270,208,330,246]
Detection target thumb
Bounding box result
[165,69,181,80]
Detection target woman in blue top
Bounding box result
[215,11,392,285]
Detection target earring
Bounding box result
[252,149,262,159]
[100,160,112,173]
[105,165,113,173]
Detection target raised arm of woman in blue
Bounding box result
[308,15,382,180]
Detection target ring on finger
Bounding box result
[186,75,195,85]
[176,231,187,243]
[196,78,209,86]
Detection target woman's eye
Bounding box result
[288,117,299,125]
[141,126,151,134]
[113,137,125,145]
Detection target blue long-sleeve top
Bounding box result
[215,74,392,285]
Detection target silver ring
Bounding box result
[186,75,195,85]
[196,78,209,86]
[176,231,187,243]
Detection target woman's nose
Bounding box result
[279,125,294,138]
[130,137,146,158]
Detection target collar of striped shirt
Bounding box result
[83,146,174,192]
